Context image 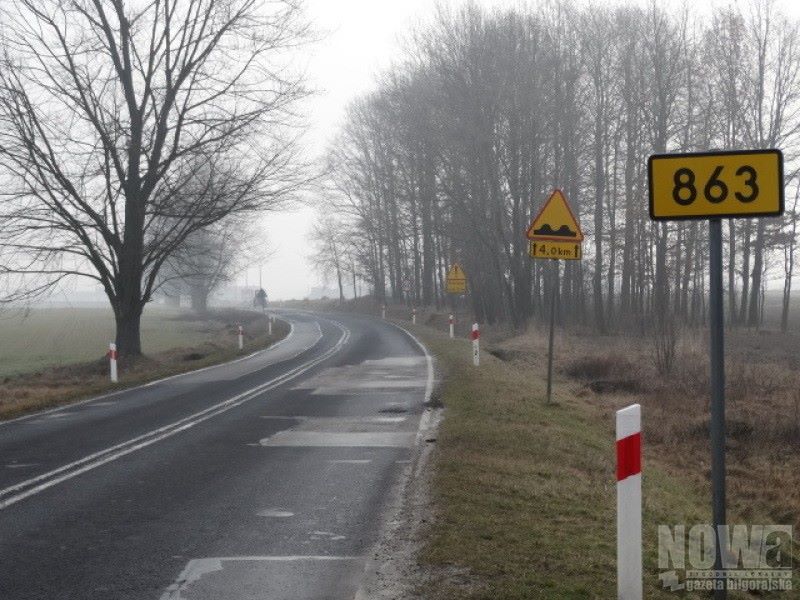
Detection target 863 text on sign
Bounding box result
[648,149,783,221]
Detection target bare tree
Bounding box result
[309,216,349,304]
[0,0,309,355]
[163,216,255,314]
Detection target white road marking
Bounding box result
[0,320,350,511]
[5,463,39,469]
[369,416,407,423]
[327,459,372,464]
[259,432,414,448]
[257,509,294,518]
[311,531,346,540]
[159,556,362,600]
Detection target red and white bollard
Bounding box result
[412,308,416,325]
[237,324,244,350]
[616,403,642,600]
[449,314,454,339]
[381,304,386,320]
[471,323,480,366]
[108,342,118,383]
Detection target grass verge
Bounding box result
[410,322,797,599]
[0,308,289,421]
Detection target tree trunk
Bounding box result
[190,286,209,313]
[727,220,737,323]
[747,219,765,327]
[336,265,345,304]
[114,301,143,357]
[739,220,751,324]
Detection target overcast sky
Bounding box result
[249,0,800,301]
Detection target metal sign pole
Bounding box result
[546,259,558,405]
[708,217,727,599]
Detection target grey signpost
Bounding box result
[708,217,727,598]
[546,260,558,405]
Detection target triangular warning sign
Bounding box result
[526,189,584,242]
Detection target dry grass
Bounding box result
[411,325,710,598]
[391,309,800,598]
[0,309,289,420]
[492,320,800,551]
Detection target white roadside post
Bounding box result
[108,342,118,383]
[616,403,643,600]
[471,323,480,366]
[238,324,244,351]
[449,314,455,339]
[412,308,416,325]
[268,315,273,336]
[381,304,386,320]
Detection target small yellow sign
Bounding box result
[526,189,584,242]
[649,149,783,220]
[529,240,581,260]
[446,263,467,294]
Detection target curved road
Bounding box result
[0,310,433,600]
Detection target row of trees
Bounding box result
[0,0,308,355]
[318,0,800,334]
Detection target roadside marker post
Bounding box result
[648,149,783,599]
[449,314,454,339]
[616,404,642,600]
[412,308,416,325]
[268,315,273,336]
[381,304,386,320]
[108,342,118,383]
[471,323,480,366]
[237,325,244,351]
[526,189,583,404]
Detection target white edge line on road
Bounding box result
[0,315,299,427]
[0,319,350,510]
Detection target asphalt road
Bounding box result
[0,310,433,600]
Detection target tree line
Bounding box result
[318,0,800,336]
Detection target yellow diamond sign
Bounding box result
[446,264,467,294]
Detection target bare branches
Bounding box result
[324,0,800,331]
[0,0,310,354]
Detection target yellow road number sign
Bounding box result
[648,149,783,220]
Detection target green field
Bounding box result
[0,306,223,378]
